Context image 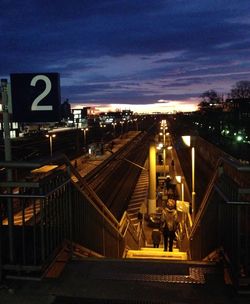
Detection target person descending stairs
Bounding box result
[126,198,188,261]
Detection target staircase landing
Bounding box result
[1,258,242,304]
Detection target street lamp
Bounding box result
[175,175,184,202]
[112,122,117,133]
[133,118,138,131]
[46,133,56,157]
[160,120,168,176]
[159,120,171,177]
[182,135,196,217]
[81,127,89,146]
[120,121,124,134]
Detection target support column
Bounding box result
[148,141,156,214]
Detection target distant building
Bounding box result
[224,98,250,123]
[71,106,97,128]
[60,99,72,121]
[0,94,20,140]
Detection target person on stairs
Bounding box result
[160,199,178,252]
[151,229,161,248]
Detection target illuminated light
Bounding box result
[31,165,58,174]
[182,135,191,147]
[46,134,56,138]
[73,109,81,114]
[236,135,243,142]
[175,176,182,183]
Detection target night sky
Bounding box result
[1,0,250,113]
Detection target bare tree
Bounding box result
[230,80,250,99]
[200,90,222,104]
[198,90,222,111]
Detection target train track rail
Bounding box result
[84,132,151,220]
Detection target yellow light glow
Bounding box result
[182,135,191,147]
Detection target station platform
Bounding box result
[71,131,141,179]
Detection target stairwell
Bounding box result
[126,158,188,261]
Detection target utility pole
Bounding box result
[1,79,14,280]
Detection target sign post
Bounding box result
[1,79,14,269]
[1,79,12,163]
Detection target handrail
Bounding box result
[175,210,192,253]
[0,149,145,277]
[0,154,120,231]
[66,157,120,229]
[190,168,218,236]
[69,159,142,251]
[119,211,140,240]
[190,156,250,238]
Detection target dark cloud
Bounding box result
[1,0,250,108]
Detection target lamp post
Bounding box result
[134,118,138,131]
[182,135,196,217]
[159,120,167,177]
[46,134,56,157]
[175,175,184,201]
[148,141,156,214]
[160,120,170,177]
[163,127,166,177]
[81,127,88,146]
[112,122,117,134]
[120,121,124,134]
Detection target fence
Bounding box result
[188,156,250,290]
[0,156,143,278]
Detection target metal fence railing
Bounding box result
[0,156,143,279]
[188,156,250,290]
[0,167,72,277]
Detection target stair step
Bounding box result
[126,249,187,260]
[141,247,179,252]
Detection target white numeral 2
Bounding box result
[30,75,53,111]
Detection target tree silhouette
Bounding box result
[198,90,222,111]
[230,81,250,99]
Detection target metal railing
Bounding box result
[188,156,250,290]
[0,166,71,276]
[176,212,192,255]
[0,155,143,278]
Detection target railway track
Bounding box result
[84,131,151,220]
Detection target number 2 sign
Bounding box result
[10,73,61,122]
